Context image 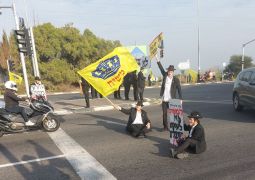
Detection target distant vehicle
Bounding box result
[233,67,255,111]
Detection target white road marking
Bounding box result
[48,128,117,180]
[184,100,232,104]
[0,155,65,168]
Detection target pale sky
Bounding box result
[1,0,255,76]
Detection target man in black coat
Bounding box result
[137,69,146,101]
[114,101,151,137]
[123,71,138,101]
[171,111,207,159]
[157,58,182,131]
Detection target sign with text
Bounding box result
[149,32,163,59]
[168,99,184,147]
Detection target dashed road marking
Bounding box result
[0,155,65,168]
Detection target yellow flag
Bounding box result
[9,71,23,85]
[149,32,163,59]
[77,47,139,97]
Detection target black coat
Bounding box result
[120,107,150,130]
[157,61,182,99]
[137,71,146,88]
[4,89,26,109]
[184,123,207,154]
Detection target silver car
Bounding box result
[233,67,255,111]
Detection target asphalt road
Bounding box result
[0,83,255,180]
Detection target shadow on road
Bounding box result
[0,140,79,180]
[80,114,174,158]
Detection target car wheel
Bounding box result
[233,93,243,112]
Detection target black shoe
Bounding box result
[85,106,90,108]
[125,98,129,100]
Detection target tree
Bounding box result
[224,55,254,77]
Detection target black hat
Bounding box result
[35,76,41,80]
[136,100,144,107]
[188,111,202,119]
[166,65,176,71]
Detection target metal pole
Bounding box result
[241,45,245,71]
[30,27,40,77]
[241,38,255,71]
[197,0,200,83]
[12,1,30,97]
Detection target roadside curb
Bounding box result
[54,101,152,115]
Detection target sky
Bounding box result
[1,0,255,76]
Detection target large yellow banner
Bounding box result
[149,32,163,59]
[9,71,23,85]
[77,47,139,97]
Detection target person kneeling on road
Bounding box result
[114,101,151,138]
[171,111,206,159]
[4,81,35,126]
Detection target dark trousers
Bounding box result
[127,124,147,137]
[6,106,29,122]
[83,90,90,107]
[162,102,169,129]
[138,87,144,101]
[124,83,138,100]
[114,86,121,99]
[176,138,198,154]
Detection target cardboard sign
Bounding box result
[168,99,184,147]
[149,32,163,59]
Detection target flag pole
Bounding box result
[104,96,120,110]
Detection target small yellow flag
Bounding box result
[9,71,23,85]
[77,47,139,97]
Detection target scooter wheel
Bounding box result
[42,116,60,132]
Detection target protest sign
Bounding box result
[168,99,184,147]
[149,32,163,59]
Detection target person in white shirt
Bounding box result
[156,57,182,131]
[114,101,151,137]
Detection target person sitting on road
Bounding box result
[114,101,151,138]
[170,111,206,159]
[4,81,34,126]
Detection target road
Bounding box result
[0,83,255,180]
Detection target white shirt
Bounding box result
[163,76,173,102]
[189,124,197,137]
[132,111,143,124]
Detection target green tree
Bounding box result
[224,55,254,77]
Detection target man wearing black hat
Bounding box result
[171,111,206,159]
[156,58,182,131]
[113,101,151,137]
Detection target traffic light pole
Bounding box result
[12,2,30,97]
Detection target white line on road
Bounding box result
[47,128,117,180]
[0,155,65,168]
[184,100,232,104]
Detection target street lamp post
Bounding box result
[241,38,255,71]
[197,0,201,83]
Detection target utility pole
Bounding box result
[197,0,201,83]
